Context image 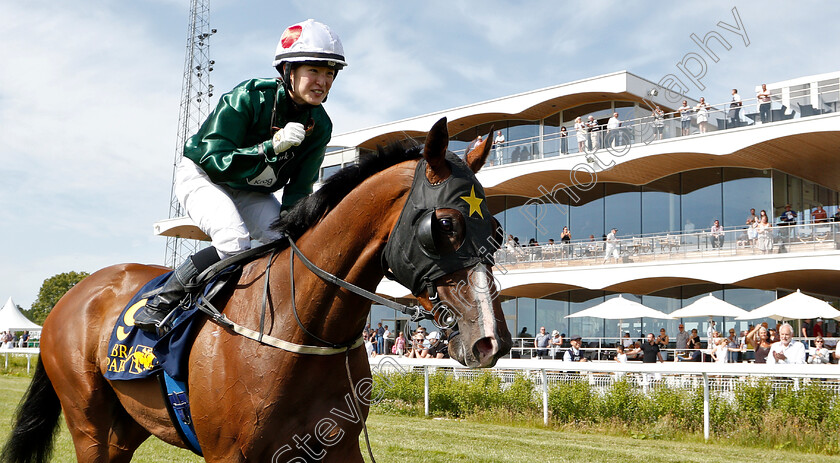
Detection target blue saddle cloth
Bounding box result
[104,272,206,382]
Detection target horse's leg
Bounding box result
[106,400,152,462]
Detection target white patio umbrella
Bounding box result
[669,293,750,335]
[565,295,673,340]
[669,294,750,319]
[736,289,840,322]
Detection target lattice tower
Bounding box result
[164,0,216,268]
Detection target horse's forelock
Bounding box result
[271,140,422,239]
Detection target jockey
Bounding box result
[135,19,347,332]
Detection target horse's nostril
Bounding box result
[473,337,495,360]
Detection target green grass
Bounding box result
[2,373,839,463]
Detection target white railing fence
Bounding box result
[369,356,840,441]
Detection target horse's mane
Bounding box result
[272,139,423,239]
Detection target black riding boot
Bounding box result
[134,246,221,333]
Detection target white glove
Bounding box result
[271,122,306,153]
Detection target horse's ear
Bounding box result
[465,127,493,173]
[424,117,451,184]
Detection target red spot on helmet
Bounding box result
[280,25,302,48]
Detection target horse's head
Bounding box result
[382,118,512,367]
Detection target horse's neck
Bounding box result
[274,162,415,341]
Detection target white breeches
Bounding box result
[175,159,284,258]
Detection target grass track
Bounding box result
[1,375,837,462]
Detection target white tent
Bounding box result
[565,295,672,339]
[0,297,42,332]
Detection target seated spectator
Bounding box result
[423,331,449,359]
[808,337,831,364]
[812,205,828,223]
[563,335,587,362]
[709,219,724,248]
[768,323,806,364]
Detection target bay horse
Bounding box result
[2,117,512,463]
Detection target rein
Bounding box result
[194,234,432,354]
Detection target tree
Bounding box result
[27,271,90,324]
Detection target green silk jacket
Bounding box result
[183,78,331,209]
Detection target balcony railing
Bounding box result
[495,221,840,269]
[463,81,840,166]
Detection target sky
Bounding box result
[1,0,839,310]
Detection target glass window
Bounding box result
[563,102,612,123]
[568,292,605,339]
[641,288,681,338]
[516,298,536,338]
[772,171,787,221]
[681,169,723,232]
[320,164,341,182]
[535,199,569,244]
[501,297,517,338]
[570,185,605,242]
[505,204,538,244]
[722,168,771,228]
[536,298,568,338]
[642,175,680,234]
[605,184,642,237]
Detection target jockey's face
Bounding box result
[289,64,335,106]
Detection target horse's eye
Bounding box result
[439,218,454,233]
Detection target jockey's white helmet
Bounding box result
[272,19,347,70]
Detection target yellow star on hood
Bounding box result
[460,186,484,218]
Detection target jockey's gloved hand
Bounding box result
[272,122,306,153]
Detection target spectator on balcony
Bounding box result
[710,219,725,248]
[746,208,758,245]
[621,332,634,349]
[768,323,806,364]
[586,234,599,257]
[615,344,627,363]
[726,328,741,362]
[492,130,505,165]
[768,328,779,343]
[606,112,622,147]
[678,100,692,136]
[603,227,620,264]
[652,106,665,140]
[549,330,564,358]
[807,337,831,364]
[574,116,587,153]
[684,329,703,361]
[656,328,670,348]
[560,226,572,257]
[534,326,551,359]
[756,215,773,254]
[779,204,798,226]
[627,333,664,363]
[423,331,449,359]
[695,97,710,134]
[587,115,601,151]
[710,337,730,363]
[728,88,742,127]
[814,319,824,338]
[559,126,569,155]
[746,325,773,364]
[467,135,482,155]
[757,83,772,123]
[675,324,690,354]
[563,335,587,362]
[393,332,406,356]
[811,204,828,223]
